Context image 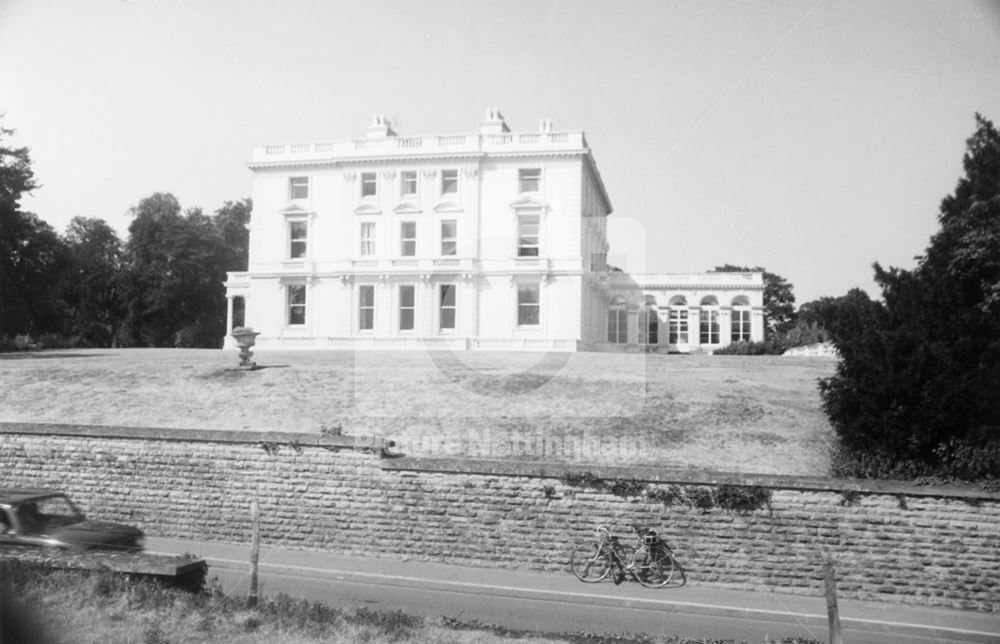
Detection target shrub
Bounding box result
[713,484,772,512]
[934,439,1000,480]
[781,320,830,348]
[36,332,70,349]
[713,339,786,355]
[686,486,715,510]
[559,471,604,489]
[604,478,647,498]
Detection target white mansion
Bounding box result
[223,110,764,352]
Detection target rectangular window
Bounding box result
[519,168,541,193]
[517,215,540,257]
[360,221,376,256]
[517,283,540,326]
[361,172,377,197]
[289,221,307,259]
[668,309,688,344]
[441,169,458,195]
[287,284,306,325]
[700,310,720,344]
[399,285,415,331]
[401,170,418,196]
[439,284,456,330]
[732,309,752,342]
[359,285,375,331]
[607,308,627,344]
[440,220,457,256]
[400,221,416,256]
[289,176,309,200]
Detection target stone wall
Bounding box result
[1,423,997,612]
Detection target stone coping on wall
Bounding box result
[0,421,379,451]
[381,455,1000,501]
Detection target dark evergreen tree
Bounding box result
[820,114,1000,479]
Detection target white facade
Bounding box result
[224,110,764,352]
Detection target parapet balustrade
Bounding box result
[252,131,587,163]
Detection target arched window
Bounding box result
[668,296,688,344]
[607,298,627,344]
[731,296,751,342]
[700,296,720,345]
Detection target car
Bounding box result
[0,488,144,552]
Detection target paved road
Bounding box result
[149,537,1000,644]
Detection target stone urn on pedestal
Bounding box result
[230,326,261,370]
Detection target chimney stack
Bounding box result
[479,107,510,134]
[366,114,397,139]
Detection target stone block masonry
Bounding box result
[1,423,997,612]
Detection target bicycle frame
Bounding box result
[570,525,685,588]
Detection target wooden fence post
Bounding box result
[824,555,845,644]
[248,499,260,608]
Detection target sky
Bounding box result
[2,0,999,304]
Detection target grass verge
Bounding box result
[0,559,819,644]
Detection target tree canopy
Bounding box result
[0,124,67,338]
[0,122,251,349]
[117,194,241,348]
[819,114,1000,480]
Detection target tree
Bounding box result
[711,264,796,337]
[0,123,70,340]
[213,198,252,272]
[819,114,1000,479]
[60,217,125,346]
[118,194,231,348]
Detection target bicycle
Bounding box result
[569,525,685,588]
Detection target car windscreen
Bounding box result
[17,496,83,531]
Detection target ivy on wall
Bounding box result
[557,471,772,512]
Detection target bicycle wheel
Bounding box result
[634,546,680,588]
[570,542,611,583]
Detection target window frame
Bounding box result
[516,283,541,327]
[518,168,541,193]
[400,170,418,197]
[398,284,415,332]
[440,220,457,257]
[517,214,540,257]
[700,309,720,345]
[358,284,375,332]
[288,220,308,259]
[359,221,376,257]
[288,176,309,200]
[440,169,459,196]
[361,172,378,198]
[668,308,689,344]
[607,303,627,344]
[439,284,457,331]
[287,284,306,326]
[400,221,417,257]
[731,308,752,342]
[639,307,658,345]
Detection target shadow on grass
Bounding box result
[194,365,291,380]
[0,352,111,360]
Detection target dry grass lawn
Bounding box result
[0,348,838,476]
